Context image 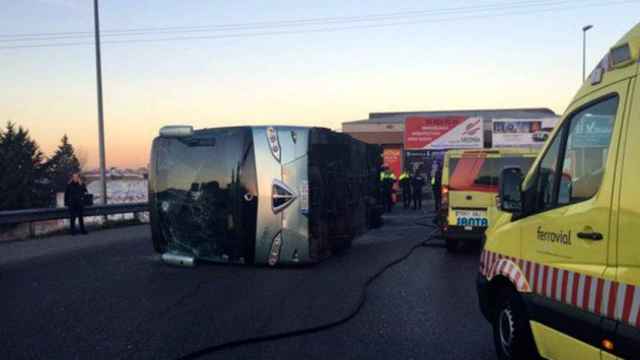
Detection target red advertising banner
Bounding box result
[404,116,484,150]
[382,146,402,179]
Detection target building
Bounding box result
[342,107,558,178]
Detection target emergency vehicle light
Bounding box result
[441,185,449,208]
[610,43,632,68]
[159,125,194,137]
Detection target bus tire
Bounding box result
[492,288,539,360]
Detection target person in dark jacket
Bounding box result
[399,169,412,209]
[411,171,426,210]
[432,166,443,211]
[65,173,88,235]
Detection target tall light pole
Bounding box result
[93,0,107,205]
[582,24,593,81]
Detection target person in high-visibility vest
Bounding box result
[399,169,412,209]
[379,167,396,213]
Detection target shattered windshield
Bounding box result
[153,127,257,263]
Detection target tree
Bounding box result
[0,122,53,210]
[46,134,81,192]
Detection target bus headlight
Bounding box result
[268,232,283,266]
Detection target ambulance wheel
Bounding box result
[493,289,538,360]
[445,237,458,252]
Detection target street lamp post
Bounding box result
[93,0,108,205]
[582,24,593,81]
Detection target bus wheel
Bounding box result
[445,237,458,252]
[493,288,538,360]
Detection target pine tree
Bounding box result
[0,122,53,210]
[46,134,81,192]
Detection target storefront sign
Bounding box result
[383,147,402,179]
[404,116,484,150]
[492,118,559,147]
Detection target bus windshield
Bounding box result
[151,127,258,263]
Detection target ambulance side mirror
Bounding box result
[499,167,523,213]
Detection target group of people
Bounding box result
[379,167,427,212]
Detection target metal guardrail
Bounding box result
[0,202,149,225]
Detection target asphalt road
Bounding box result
[0,206,495,360]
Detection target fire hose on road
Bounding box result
[176,215,440,360]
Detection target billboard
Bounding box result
[492,117,559,147]
[382,146,402,179]
[404,116,484,150]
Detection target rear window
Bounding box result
[449,155,534,192]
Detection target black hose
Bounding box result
[414,213,439,228]
[177,226,440,360]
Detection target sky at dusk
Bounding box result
[1,0,639,168]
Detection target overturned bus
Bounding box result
[148,125,383,266]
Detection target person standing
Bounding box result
[379,167,396,213]
[432,166,443,211]
[65,173,89,235]
[399,169,412,209]
[411,171,426,210]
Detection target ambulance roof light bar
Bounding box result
[610,43,633,68]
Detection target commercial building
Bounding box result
[342,108,558,178]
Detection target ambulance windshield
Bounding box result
[449,156,535,192]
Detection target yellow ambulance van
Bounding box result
[440,148,538,252]
[477,23,640,359]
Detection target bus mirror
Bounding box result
[499,167,523,213]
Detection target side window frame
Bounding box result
[532,122,567,214]
[524,92,619,217]
[557,94,619,207]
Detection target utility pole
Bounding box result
[93,0,108,205]
[582,24,593,81]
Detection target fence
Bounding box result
[0,203,149,238]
